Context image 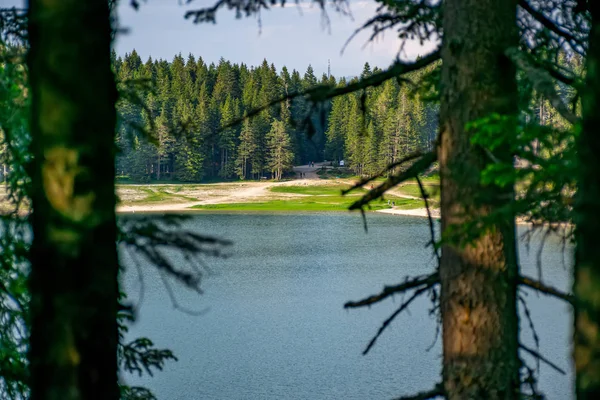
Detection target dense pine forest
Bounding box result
[114,50,438,182]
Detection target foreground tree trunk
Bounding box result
[438,0,520,398]
[574,4,600,399]
[27,1,119,399]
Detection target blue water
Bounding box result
[121,213,573,399]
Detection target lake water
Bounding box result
[121,213,573,400]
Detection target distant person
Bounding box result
[392,201,396,207]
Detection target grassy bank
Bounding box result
[191,196,423,212]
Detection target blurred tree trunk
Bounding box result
[574,3,600,399]
[438,0,520,398]
[27,1,119,399]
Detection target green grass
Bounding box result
[134,187,197,203]
[191,196,424,212]
[396,183,440,201]
[269,185,366,196]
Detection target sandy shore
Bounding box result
[116,178,373,214]
[375,207,440,218]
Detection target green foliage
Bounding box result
[115,53,438,182]
[0,40,30,400]
[191,196,421,212]
[269,184,365,196]
[0,35,232,400]
[266,120,294,180]
[469,112,576,225]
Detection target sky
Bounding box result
[4,0,435,77]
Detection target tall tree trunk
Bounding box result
[574,4,600,398]
[27,1,119,399]
[438,0,520,399]
[157,154,161,180]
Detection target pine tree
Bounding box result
[438,0,520,397]
[266,119,293,180]
[155,105,175,180]
[345,94,366,176]
[218,95,237,178]
[324,91,347,163]
[236,119,256,180]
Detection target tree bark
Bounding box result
[27,1,119,399]
[438,0,520,399]
[574,4,600,399]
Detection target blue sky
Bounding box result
[4,0,435,76]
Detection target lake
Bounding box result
[121,213,573,399]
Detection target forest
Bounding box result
[1,1,600,400]
[114,51,438,181]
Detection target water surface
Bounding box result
[121,213,573,399]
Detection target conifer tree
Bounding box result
[266,120,293,180]
[236,119,256,180]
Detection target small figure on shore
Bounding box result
[392,201,396,207]
[387,200,391,206]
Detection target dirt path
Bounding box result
[292,161,329,179]
[116,174,347,213]
[114,162,429,214]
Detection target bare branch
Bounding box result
[341,151,424,195]
[392,383,444,400]
[519,295,540,372]
[345,272,439,308]
[159,271,210,317]
[363,284,435,355]
[519,275,574,305]
[348,151,437,211]
[520,343,566,375]
[416,175,440,263]
[518,0,585,51]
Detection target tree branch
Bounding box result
[518,0,585,50]
[518,275,574,305]
[345,272,439,308]
[520,343,566,375]
[392,383,444,400]
[348,151,437,210]
[416,175,440,263]
[506,47,580,125]
[362,284,435,355]
[341,151,424,195]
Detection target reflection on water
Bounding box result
[121,213,573,400]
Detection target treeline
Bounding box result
[114,50,438,182]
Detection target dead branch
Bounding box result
[363,283,436,355]
[518,0,585,52]
[416,175,440,264]
[519,275,574,305]
[345,272,439,309]
[341,151,424,195]
[519,295,540,372]
[520,343,566,375]
[349,151,438,210]
[392,383,444,400]
[158,271,210,317]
